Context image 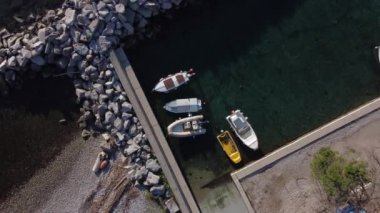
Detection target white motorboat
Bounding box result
[163,98,202,114]
[226,110,258,150]
[153,69,195,93]
[167,115,207,138]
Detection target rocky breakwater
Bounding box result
[0,0,184,211]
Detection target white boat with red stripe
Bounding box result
[152,68,195,93]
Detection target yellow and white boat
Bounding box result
[217,130,241,164]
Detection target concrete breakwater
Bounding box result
[0,0,185,211]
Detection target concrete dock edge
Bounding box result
[110,48,200,213]
[231,97,380,212]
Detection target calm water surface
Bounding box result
[128,0,380,209]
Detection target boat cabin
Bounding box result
[231,113,251,139]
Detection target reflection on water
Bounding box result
[128,0,380,210]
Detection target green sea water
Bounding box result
[128,0,380,209]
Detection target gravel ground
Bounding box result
[0,134,158,213]
[241,109,380,213]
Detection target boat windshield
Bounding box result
[232,116,252,139]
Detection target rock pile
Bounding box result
[0,0,184,211]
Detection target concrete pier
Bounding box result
[231,97,380,213]
[110,48,200,213]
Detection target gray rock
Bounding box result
[105,69,113,78]
[56,32,69,43]
[71,53,82,64]
[0,60,7,72]
[138,7,152,18]
[123,119,131,130]
[97,103,108,116]
[44,42,52,54]
[102,22,115,36]
[97,1,106,10]
[121,112,132,120]
[108,102,120,114]
[97,36,112,53]
[115,3,125,13]
[122,22,134,35]
[99,94,109,103]
[144,172,160,186]
[134,166,148,180]
[7,56,17,67]
[31,55,46,66]
[143,144,151,152]
[98,9,110,17]
[83,111,93,121]
[77,60,88,71]
[62,46,73,56]
[93,83,104,94]
[21,49,32,59]
[128,124,138,137]
[146,159,161,172]
[84,65,97,74]
[105,111,115,124]
[121,101,132,112]
[90,90,99,101]
[113,117,123,131]
[53,46,63,56]
[100,141,113,153]
[82,3,96,15]
[43,10,56,22]
[150,185,165,197]
[113,81,123,92]
[16,55,28,67]
[81,129,91,139]
[77,14,89,26]
[76,88,86,100]
[125,142,140,155]
[73,43,89,56]
[64,8,76,25]
[116,132,126,142]
[165,198,180,213]
[88,19,100,34]
[38,28,47,43]
[70,29,81,43]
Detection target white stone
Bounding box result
[115,3,125,13]
[64,8,76,25]
[144,172,160,186]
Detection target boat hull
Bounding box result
[167,115,206,138]
[153,71,194,93]
[217,131,241,164]
[163,98,202,114]
[226,110,259,150]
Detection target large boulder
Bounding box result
[150,185,166,197]
[146,159,161,173]
[144,172,160,186]
[124,142,140,156]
